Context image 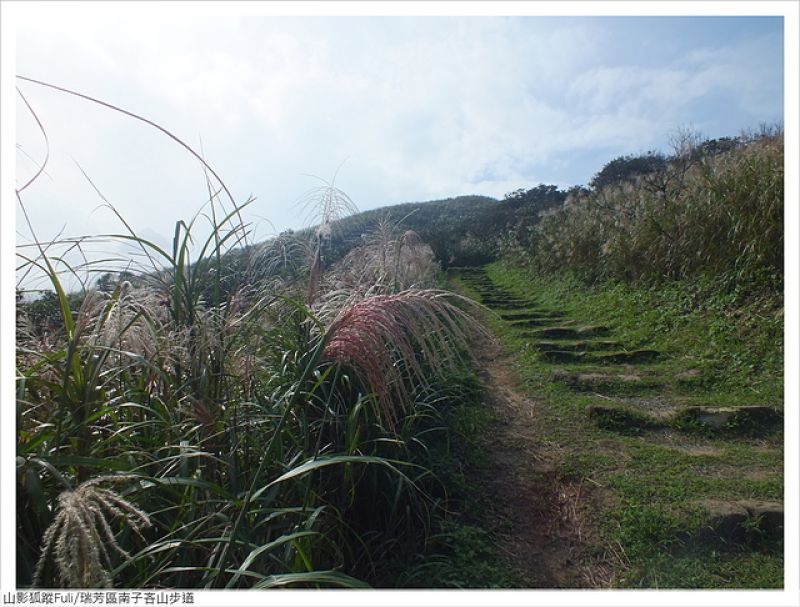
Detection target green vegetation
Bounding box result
[15,104,494,587]
[452,261,783,588]
[16,225,514,589]
[286,183,565,271]
[17,81,783,591]
[505,128,783,295]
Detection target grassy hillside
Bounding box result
[452,263,783,588]
[501,129,783,299]
[16,121,784,589]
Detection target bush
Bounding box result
[523,132,783,297]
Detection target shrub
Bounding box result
[524,132,783,296]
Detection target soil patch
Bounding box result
[477,343,599,587]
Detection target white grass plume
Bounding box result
[32,475,151,588]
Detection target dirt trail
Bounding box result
[456,265,782,589]
[476,343,604,588]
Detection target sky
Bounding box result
[10,5,786,287]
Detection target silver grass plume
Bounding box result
[32,475,151,588]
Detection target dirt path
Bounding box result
[476,343,604,588]
[456,264,783,589]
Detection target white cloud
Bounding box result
[13,13,783,289]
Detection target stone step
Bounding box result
[696,499,783,545]
[501,311,567,321]
[467,285,495,296]
[507,318,561,328]
[586,404,659,433]
[472,287,515,293]
[483,299,536,307]
[530,340,623,352]
[673,405,781,435]
[540,350,590,363]
[480,294,531,301]
[531,325,611,339]
[486,302,539,310]
[539,349,659,364]
[552,370,665,395]
[583,402,782,437]
[595,349,661,364]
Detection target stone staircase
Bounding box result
[455,265,784,551]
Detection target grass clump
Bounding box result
[15,80,491,589]
[509,129,783,297]
[466,262,783,589]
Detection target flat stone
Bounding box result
[536,327,581,339]
[540,350,586,363]
[679,406,780,430]
[596,349,660,364]
[742,500,784,537]
[699,500,750,542]
[532,340,622,353]
[672,445,723,457]
[508,318,553,327]
[697,499,784,543]
[586,404,617,418]
[577,325,611,337]
[573,372,643,384]
[502,312,550,321]
[504,310,565,319]
[586,404,656,432]
[681,407,735,428]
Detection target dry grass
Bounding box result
[32,476,151,588]
[325,289,488,427]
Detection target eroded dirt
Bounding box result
[476,343,611,588]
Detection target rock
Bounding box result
[573,372,642,383]
[742,500,784,538]
[540,350,586,363]
[575,325,611,338]
[508,318,552,327]
[699,500,750,543]
[677,406,780,432]
[586,404,617,417]
[697,499,784,544]
[536,327,580,339]
[683,407,736,428]
[532,340,621,353]
[586,404,656,433]
[597,350,660,364]
[501,311,552,321]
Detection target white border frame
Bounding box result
[2,2,797,606]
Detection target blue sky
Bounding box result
[12,8,785,285]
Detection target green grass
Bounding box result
[376,371,524,588]
[517,133,783,293]
[451,261,784,589]
[15,181,492,589]
[485,263,783,408]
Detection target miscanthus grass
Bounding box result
[16,78,489,589]
[512,128,783,295]
[324,290,488,427]
[32,476,151,588]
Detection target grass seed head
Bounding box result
[32,475,151,589]
[324,289,488,427]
